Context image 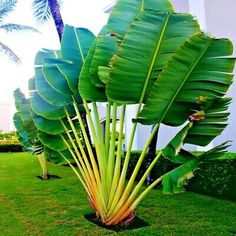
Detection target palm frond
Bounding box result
[32,0,62,23]
[0,23,39,33]
[0,0,17,22]
[106,11,199,104]
[0,41,20,63]
[137,33,235,125]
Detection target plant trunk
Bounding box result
[48,0,64,41]
[146,126,159,186]
[37,152,48,180]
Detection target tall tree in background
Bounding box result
[0,0,38,63]
[32,0,63,41]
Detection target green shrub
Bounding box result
[0,144,23,152]
[126,151,178,183]
[187,158,236,201]
[127,152,236,201]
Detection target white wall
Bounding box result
[204,0,236,151]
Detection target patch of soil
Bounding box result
[36,174,61,180]
[84,212,149,232]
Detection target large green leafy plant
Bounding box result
[13,89,49,179]
[23,0,235,226]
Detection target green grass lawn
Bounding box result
[0,152,236,236]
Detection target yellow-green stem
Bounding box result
[63,110,100,189]
[60,131,92,188]
[107,13,172,219]
[107,105,125,209]
[72,101,99,177]
[105,102,111,157]
[37,152,48,178]
[106,151,162,223]
[108,176,163,225]
[61,135,106,221]
[107,123,159,217]
[81,99,108,212]
[106,103,117,192]
[92,102,106,157]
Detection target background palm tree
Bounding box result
[0,0,38,63]
[32,0,63,41]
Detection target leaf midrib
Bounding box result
[73,28,85,63]
[157,37,213,124]
[138,12,171,107]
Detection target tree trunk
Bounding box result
[48,0,64,41]
[146,126,159,186]
[37,152,49,180]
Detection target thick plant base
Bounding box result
[84,212,149,232]
[36,174,61,180]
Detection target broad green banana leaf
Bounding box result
[185,98,232,146]
[30,88,66,120]
[30,111,66,135]
[89,0,174,90]
[29,77,77,120]
[44,148,72,165]
[137,33,235,125]
[162,123,194,164]
[60,25,95,94]
[35,26,95,106]
[38,132,69,152]
[79,39,107,101]
[42,60,72,95]
[163,97,232,163]
[13,112,30,147]
[90,33,117,88]
[162,158,198,194]
[35,50,73,107]
[29,26,92,165]
[162,142,230,194]
[107,0,173,37]
[13,89,38,142]
[106,11,199,104]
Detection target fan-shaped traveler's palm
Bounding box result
[15,0,235,226]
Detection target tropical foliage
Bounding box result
[0,0,38,63]
[13,88,49,179]
[32,0,63,40]
[15,0,235,226]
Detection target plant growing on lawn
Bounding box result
[27,0,235,226]
[13,88,51,180]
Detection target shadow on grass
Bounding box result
[84,212,149,232]
[36,174,61,180]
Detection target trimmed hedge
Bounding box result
[125,151,178,183]
[187,158,236,201]
[0,144,23,152]
[127,151,236,201]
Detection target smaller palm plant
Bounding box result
[13,88,49,179]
